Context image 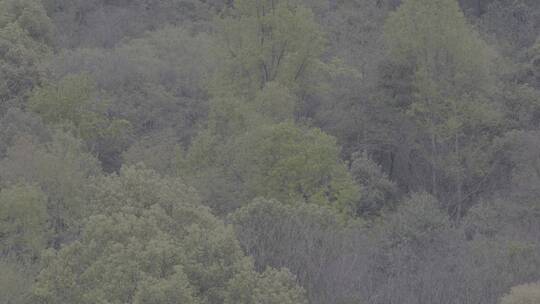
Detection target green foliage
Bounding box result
[33,166,307,304]
[0,0,54,42]
[479,0,540,56]
[253,82,297,123]
[0,107,49,157]
[458,238,540,304]
[463,131,540,241]
[122,129,185,177]
[108,27,212,138]
[29,74,131,144]
[383,0,502,210]
[0,0,54,112]
[366,192,465,304]
[230,198,354,303]
[206,82,296,139]
[500,282,540,304]
[212,0,327,97]
[29,74,99,130]
[231,122,358,212]
[230,198,348,268]
[379,192,452,248]
[187,122,359,214]
[385,0,493,82]
[490,130,540,200]
[0,132,101,243]
[0,184,49,261]
[0,258,35,304]
[47,27,212,153]
[350,152,399,217]
[0,0,539,302]
[42,0,213,48]
[28,73,132,170]
[226,268,308,304]
[384,0,499,135]
[132,269,199,304]
[498,82,540,130]
[206,96,259,138]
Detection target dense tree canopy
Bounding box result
[0,0,539,302]
[0,184,48,261]
[33,166,306,304]
[212,0,327,97]
[0,0,54,113]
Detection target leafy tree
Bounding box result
[107,27,212,139]
[313,0,391,157]
[497,81,540,130]
[369,192,465,304]
[384,0,501,213]
[42,0,212,48]
[204,82,297,141]
[231,123,358,212]
[0,0,538,302]
[488,130,540,202]
[30,74,119,141]
[0,184,49,261]
[0,132,102,246]
[181,127,243,213]
[0,0,54,113]
[33,166,307,304]
[29,73,132,170]
[322,0,391,80]
[0,0,54,42]
[226,268,308,304]
[122,129,185,177]
[187,122,359,214]
[212,0,327,97]
[252,82,297,123]
[378,192,452,250]
[479,0,540,56]
[350,152,398,217]
[0,107,50,158]
[230,198,362,304]
[462,131,540,242]
[0,258,35,304]
[47,27,213,149]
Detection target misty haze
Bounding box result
[0,0,539,303]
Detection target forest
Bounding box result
[0,0,539,303]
